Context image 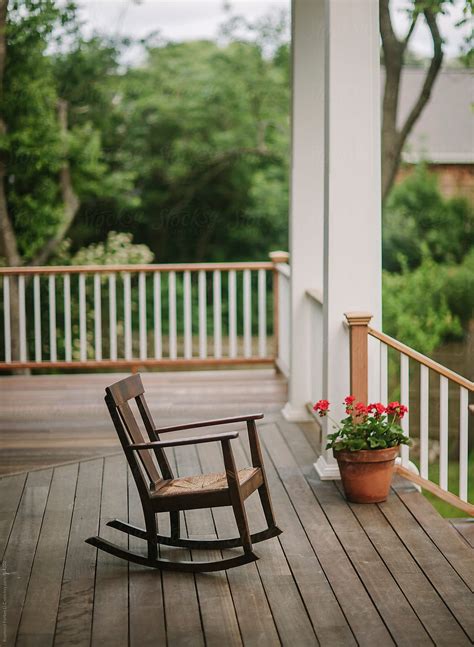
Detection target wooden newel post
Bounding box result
[344,312,373,405]
[269,251,289,362]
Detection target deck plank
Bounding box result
[16,464,78,647]
[160,449,205,647]
[175,443,243,647]
[128,469,167,647]
[0,472,26,561]
[268,421,394,646]
[392,477,474,591]
[343,489,471,647]
[2,468,52,646]
[251,429,356,646]
[379,484,474,642]
[196,439,281,647]
[90,455,129,647]
[450,519,474,549]
[231,436,319,646]
[54,458,103,647]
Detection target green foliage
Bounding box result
[383,164,474,272]
[4,0,65,261]
[383,252,463,354]
[326,414,409,452]
[67,14,290,262]
[57,231,154,266]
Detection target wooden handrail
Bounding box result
[368,327,474,392]
[0,261,274,275]
[395,465,474,517]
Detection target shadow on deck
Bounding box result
[1,370,473,646]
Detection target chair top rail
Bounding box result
[0,261,274,276]
[305,289,323,306]
[368,326,474,392]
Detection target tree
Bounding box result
[380,0,472,202]
[0,0,129,267]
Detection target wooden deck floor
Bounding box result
[1,371,473,646]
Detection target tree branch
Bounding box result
[403,13,419,51]
[398,8,443,144]
[30,99,80,266]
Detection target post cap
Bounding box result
[269,251,289,264]
[344,312,373,326]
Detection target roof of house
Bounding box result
[393,68,473,164]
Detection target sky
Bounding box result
[76,0,471,62]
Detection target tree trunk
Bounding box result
[31,98,80,266]
[380,0,444,203]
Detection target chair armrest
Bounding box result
[154,413,264,434]
[129,431,239,450]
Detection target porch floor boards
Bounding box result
[1,371,473,646]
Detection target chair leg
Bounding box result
[144,509,158,560]
[258,480,278,529]
[170,511,180,540]
[222,439,253,554]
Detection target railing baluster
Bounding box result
[48,275,57,362]
[109,273,117,361]
[33,275,42,362]
[213,270,222,359]
[94,273,102,361]
[3,277,11,363]
[400,353,409,466]
[168,271,177,359]
[228,270,237,358]
[419,365,429,480]
[459,387,468,502]
[63,274,72,362]
[183,270,192,359]
[198,270,207,359]
[18,275,26,362]
[79,274,87,362]
[123,272,132,360]
[153,272,162,359]
[379,342,388,404]
[243,269,251,358]
[139,272,147,360]
[258,269,266,357]
[439,375,449,491]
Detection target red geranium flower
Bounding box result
[368,402,386,417]
[354,402,369,416]
[313,399,330,416]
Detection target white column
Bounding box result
[315,0,382,478]
[286,1,381,474]
[283,0,325,422]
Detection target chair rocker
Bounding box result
[86,374,282,572]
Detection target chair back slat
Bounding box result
[117,400,161,486]
[105,374,172,490]
[107,373,144,405]
[136,394,173,479]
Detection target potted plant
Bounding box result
[313,396,409,503]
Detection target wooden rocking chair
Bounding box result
[86,374,282,572]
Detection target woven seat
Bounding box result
[155,468,259,497]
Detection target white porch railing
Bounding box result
[344,315,473,515]
[273,256,290,377]
[0,259,285,370]
[306,289,323,406]
[367,326,473,506]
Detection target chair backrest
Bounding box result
[105,374,174,494]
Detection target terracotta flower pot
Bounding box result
[334,446,400,503]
